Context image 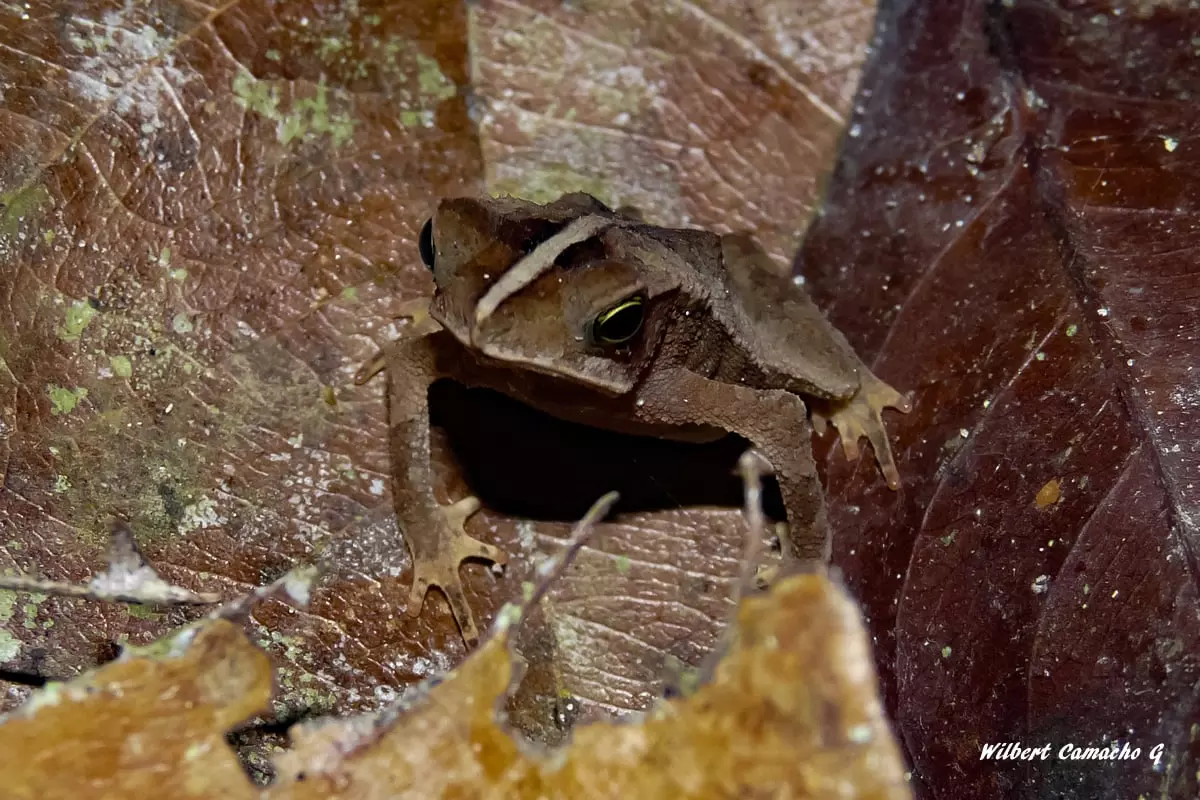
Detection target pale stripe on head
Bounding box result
[473,214,621,325]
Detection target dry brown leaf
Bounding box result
[471,0,876,263]
[0,0,482,716]
[271,572,910,800]
[0,490,907,800]
[0,618,271,799]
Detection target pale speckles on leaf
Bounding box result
[0,629,20,662]
[66,10,190,156]
[178,497,226,533]
[58,300,98,343]
[171,313,194,334]
[0,590,14,623]
[514,521,537,553]
[48,385,88,416]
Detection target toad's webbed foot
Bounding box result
[406,496,508,645]
[812,370,912,490]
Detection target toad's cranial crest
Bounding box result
[473,213,622,327]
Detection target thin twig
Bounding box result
[691,449,774,689]
[524,490,620,612]
[0,520,221,606]
[213,564,322,622]
[733,449,771,607]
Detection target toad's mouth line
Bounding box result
[428,379,787,523]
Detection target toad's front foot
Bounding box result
[812,370,912,490]
[406,496,508,645]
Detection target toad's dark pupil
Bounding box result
[419,218,435,269]
[593,297,644,345]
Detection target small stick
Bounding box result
[213,564,323,622]
[524,490,620,612]
[689,449,774,689]
[0,520,221,606]
[733,449,771,607]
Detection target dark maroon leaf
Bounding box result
[799,1,1200,798]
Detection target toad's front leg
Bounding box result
[379,331,507,645]
[637,368,830,563]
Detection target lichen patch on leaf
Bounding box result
[47,385,88,416]
[232,70,357,148]
[415,52,457,105]
[0,184,50,238]
[58,300,98,343]
[109,355,133,378]
[0,629,20,662]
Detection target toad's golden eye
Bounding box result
[590,296,645,345]
[419,218,435,269]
